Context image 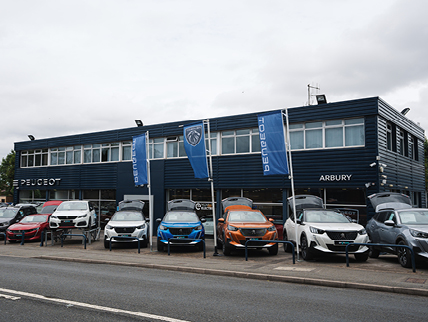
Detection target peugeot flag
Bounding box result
[183,122,209,178]
[132,133,148,185]
[257,111,289,176]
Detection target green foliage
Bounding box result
[0,150,16,196]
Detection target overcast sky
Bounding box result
[1,0,427,158]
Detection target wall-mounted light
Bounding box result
[401,108,410,115]
[135,120,143,127]
[316,94,327,105]
[28,135,35,141]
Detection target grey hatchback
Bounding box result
[366,192,428,268]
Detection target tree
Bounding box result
[0,150,16,196]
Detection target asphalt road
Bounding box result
[1,256,428,322]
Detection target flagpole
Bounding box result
[204,119,219,256]
[146,131,153,251]
[283,108,299,260]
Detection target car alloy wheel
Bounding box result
[397,240,412,268]
[301,234,313,260]
[283,231,292,253]
[222,233,232,256]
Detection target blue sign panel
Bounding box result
[183,123,209,179]
[257,111,289,176]
[132,133,148,185]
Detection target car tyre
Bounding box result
[354,251,369,262]
[397,240,412,268]
[104,237,109,249]
[141,238,148,248]
[283,230,292,253]
[222,234,232,256]
[300,234,314,261]
[157,237,164,252]
[369,246,380,258]
[268,242,278,255]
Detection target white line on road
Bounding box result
[0,287,190,322]
[0,293,21,300]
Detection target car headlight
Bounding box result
[105,225,113,230]
[267,225,276,231]
[51,216,57,219]
[410,229,428,238]
[309,226,324,234]
[358,228,367,235]
[77,214,88,218]
[137,224,146,230]
[227,225,238,231]
[194,225,203,230]
[159,224,168,230]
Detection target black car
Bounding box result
[0,204,38,235]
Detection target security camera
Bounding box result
[380,163,387,168]
[369,162,377,167]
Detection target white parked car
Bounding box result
[50,200,96,229]
[104,210,148,248]
[283,195,369,261]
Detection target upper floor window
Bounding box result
[386,122,392,151]
[21,149,48,167]
[289,118,364,150]
[221,128,259,154]
[397,129,404,156]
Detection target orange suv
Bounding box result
[217,197,278,256]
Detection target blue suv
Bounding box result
[156,199,205,251]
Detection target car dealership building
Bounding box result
[13,97,426,227]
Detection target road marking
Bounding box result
[0,293,21,300]
[274,266,315,272]
[0,287,190,322]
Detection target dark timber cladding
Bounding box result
[13,96,426,223]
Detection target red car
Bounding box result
[39,200,63,214]
[6,214,51,242]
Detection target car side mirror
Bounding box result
[218,218,224,223]
[384,220,395,226]
[145,217,150,221]
[105,218,110,222]
[296,219,302,224]
[201,218,206,223]
[156,218,162,223]
[268,218,274,222]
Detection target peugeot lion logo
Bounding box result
[251,230,256,236]
[185,125,203,146]
[340,233,346,239]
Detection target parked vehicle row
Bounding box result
[3,194,428,270]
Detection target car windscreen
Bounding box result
[0,208,18,218]
[163,212,199,223]
[40,205,59,214]
[111,212,144,221]
[228,211,267,223]
[398,211,428,225]
[304,210,350,223]
[56,202,88,211]
[20,215,48,223]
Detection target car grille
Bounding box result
[59,222,75,227]
[240,228,267,237]
[169,228,193,235]
[327,244,359,252]
[115,227,136,234]
[10,229,36,233]
[326,231,357,240]
[58,216,78,219]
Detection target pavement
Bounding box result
[1,234,428,297]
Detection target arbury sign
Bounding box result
[14,178,62,187]
[319,174,352,182]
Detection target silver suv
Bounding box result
[366,192,428,268]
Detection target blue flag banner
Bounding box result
[132,133,148,185]
[183,122,209,178]
[257,111,289,176]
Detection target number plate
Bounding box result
[335,241,351,245]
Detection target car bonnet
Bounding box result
[368,192,412,212]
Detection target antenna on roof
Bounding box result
[307,84,320,105]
